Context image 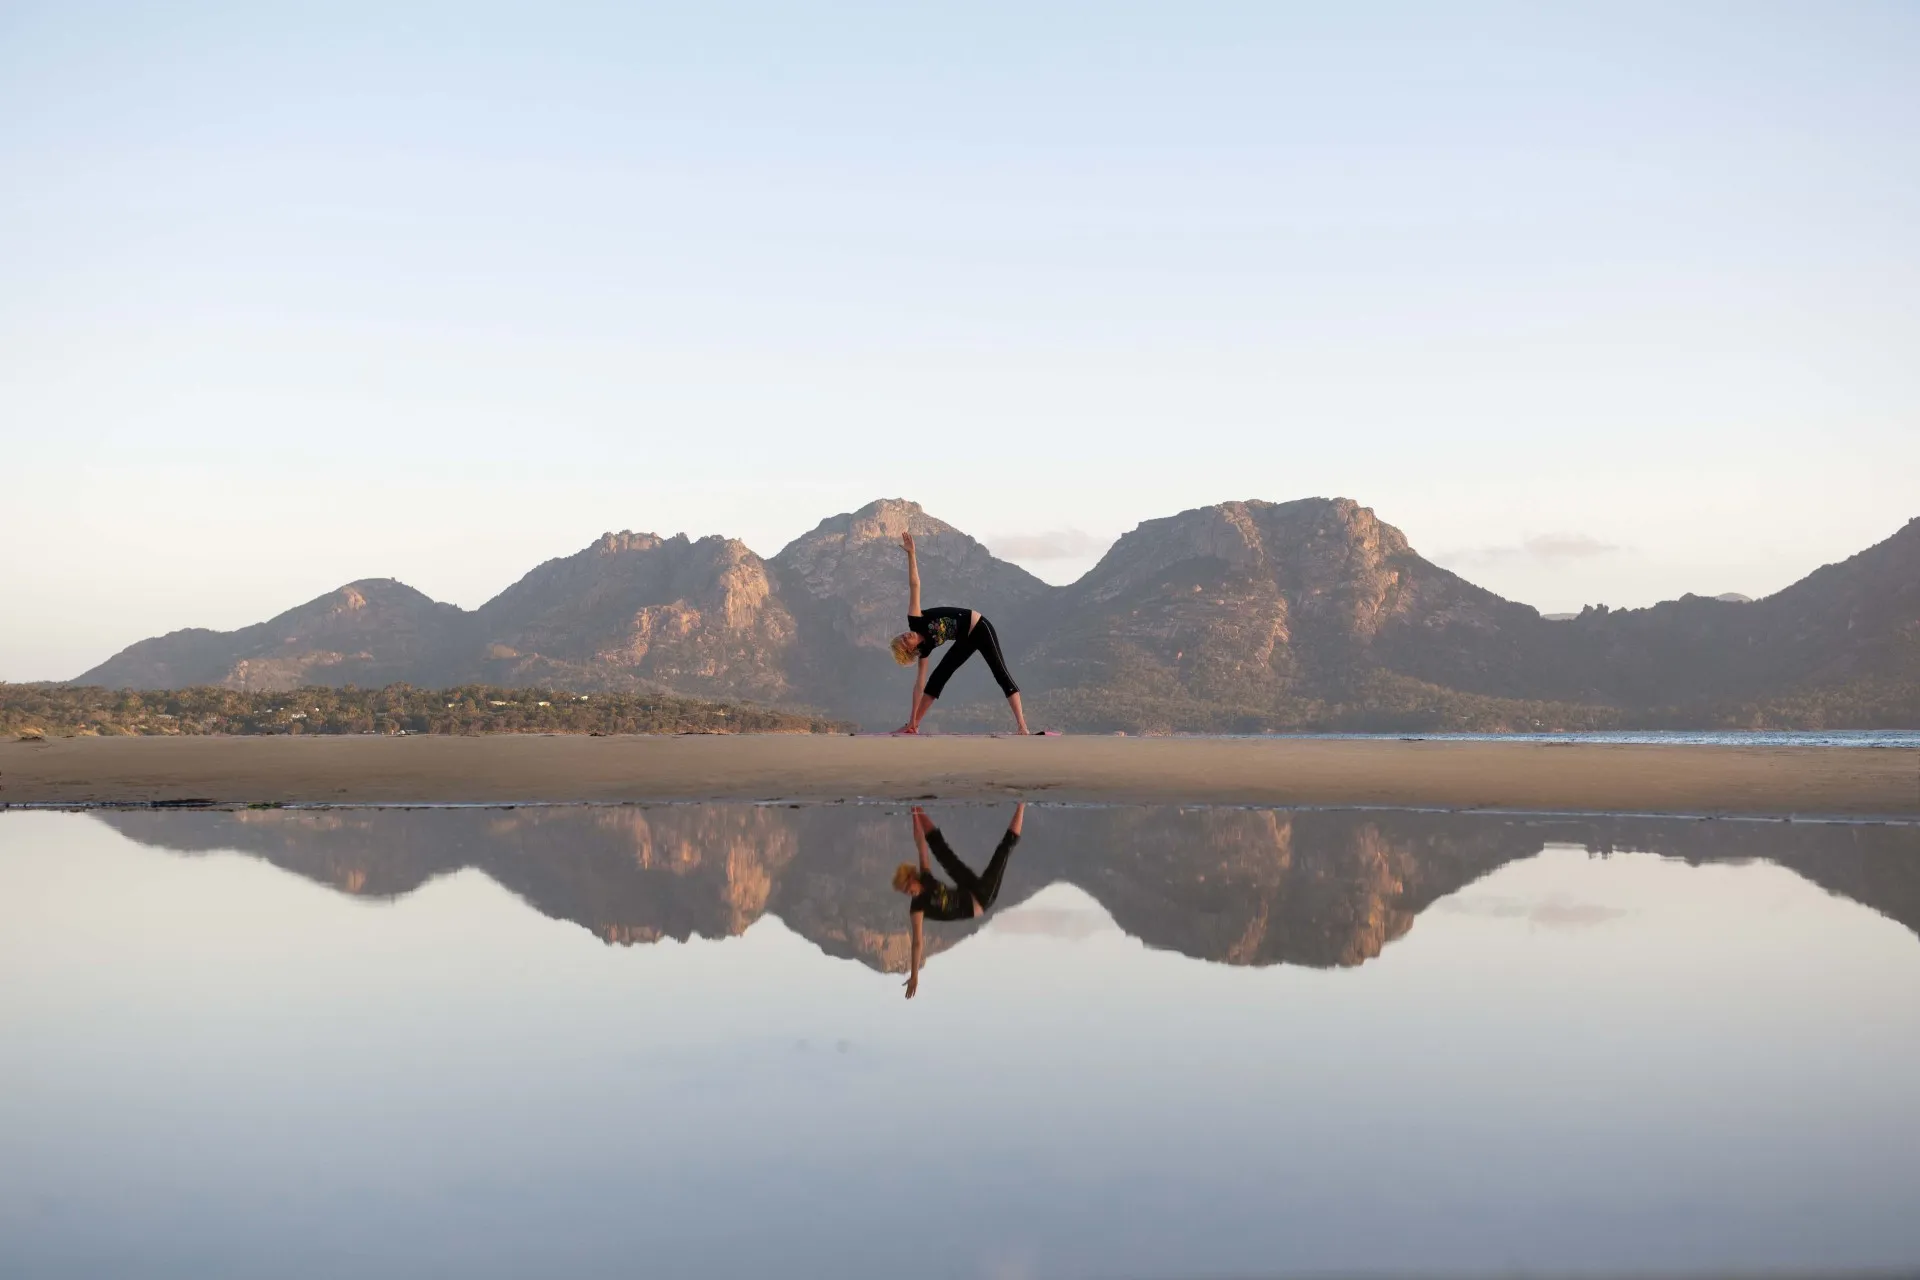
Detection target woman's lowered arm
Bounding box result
[906,910,923,999]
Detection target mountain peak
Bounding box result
[850,497,924,521]
[1081,496,1413,592]
[590,531,667,556]
[330,579,443,611]
[792,498,951,546]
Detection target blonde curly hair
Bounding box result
[890,633,920,665]
[892,862,919,893]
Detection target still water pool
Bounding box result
[3,804,1917,1278]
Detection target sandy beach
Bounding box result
[2,733,1914,817]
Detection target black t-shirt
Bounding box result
[909,607,970,657]
[911,878,974,922]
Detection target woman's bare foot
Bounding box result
[893,724,919,735]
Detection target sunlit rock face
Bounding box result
[1020,497,1541,727]
[472,532,800,702]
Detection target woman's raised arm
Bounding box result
[903,531,921,616]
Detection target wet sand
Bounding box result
[3,733,1915,817]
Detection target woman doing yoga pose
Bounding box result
[889,532,1032,735]
[892,804,1024,999]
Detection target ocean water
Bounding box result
[3,804,1917,1279]
[1256,729,1920,748]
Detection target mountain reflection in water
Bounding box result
[96,803,1920,974]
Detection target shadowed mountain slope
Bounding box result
[76,579,469,694]
[1519,515,1920,705]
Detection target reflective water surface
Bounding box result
[3,804,1918,1279]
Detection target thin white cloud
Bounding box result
[1528,901,1630,929]
[988,529,1110,561]
[1437,893,1630,930]
[1523,534,1619,559]
[1437,533,1623,567]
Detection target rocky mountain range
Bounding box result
[75,497,1920,730]
[97,805,1920,973]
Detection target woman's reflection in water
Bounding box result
[891,803,1024,999]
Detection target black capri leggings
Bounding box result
[924,615,1019,700]
[926,825,1020,913]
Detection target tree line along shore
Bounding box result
[1,683,850,739]
[5,675,1916,740]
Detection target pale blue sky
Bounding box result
[3,2,1916,680]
